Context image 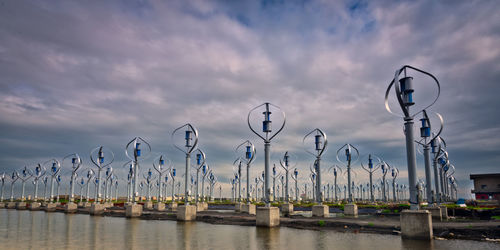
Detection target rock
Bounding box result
[439,231,450,237]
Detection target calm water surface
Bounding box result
[0,209,498,250]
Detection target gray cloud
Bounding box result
[0,0,498,198]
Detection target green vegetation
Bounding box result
[367,223,374,227]
[491,216,500,220]
[318,220,325,227]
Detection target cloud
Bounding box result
[0,0,499,198]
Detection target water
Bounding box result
[0,209,498,250]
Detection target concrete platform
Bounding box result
[196,202,205,212]
[202,202,208,210]
[83,202,91,208]
[256,206,280,227]
[177,205,197,221]
[16,202,27,210]
[29,202,41,210]
[144,201,153,210]
[242,203,256,215]
[90,203,105,215]
[154,202,165,211]
[234,202,242,212]
[65,202,78,213]
[0,202,5,208]
[344,203,358,217]
[169,202,178,211]
[281,203,294,215]
[312,205,329,217]
[440,205,448,220]
[400,210,432,240]
[427,207,442,221]
[125,204,143,218]
[45,203,57,212]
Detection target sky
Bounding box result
[0,0,499,199]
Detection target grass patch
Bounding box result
[367,222,374,227]
[492,215,500,220]
[318,220,325,227]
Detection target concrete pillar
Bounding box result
[90,203,105,215]
[125,204,143,218]
[65,202,78,213]
[400,210,433,240]
[177,205,196,221]
[281,203,294,215]
[154,202,165,212]
[242,204,256,215]
[344,203,358,217]
[16,202,27,210]
[256,207,280,227]
[29,202,41,210]
[312,205,329,217]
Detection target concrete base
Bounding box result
[400,210,433,240]
[281,203,294,215]
[83,202,91,208]
[234,202,242,212]
[65,202,78,213]
[7,202,16,209]
[16,202,27,210]
[125,204,143,218]
[312,205,329,217]
[102,202,113,208]
[440,205,448,220]
[29,202,41,210]
[144,201,153,210]
[256,207,280,227]
[77,202,84,207]
[202,202,208,210]
[0,202,5,208]
[242,204,256,215]
[169,202,178,211]
[154,202,165,211]
[196,203,205,212]
[45,203,57,212]
[344,203,358,217]
[90,203,105,215]
[177,205,197,221]
[427,207,442,221]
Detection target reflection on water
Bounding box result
[0,209,498,250]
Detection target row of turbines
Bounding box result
[1,66,458,230]
[0,125,221,210]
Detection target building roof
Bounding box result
[470,173,500,179]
